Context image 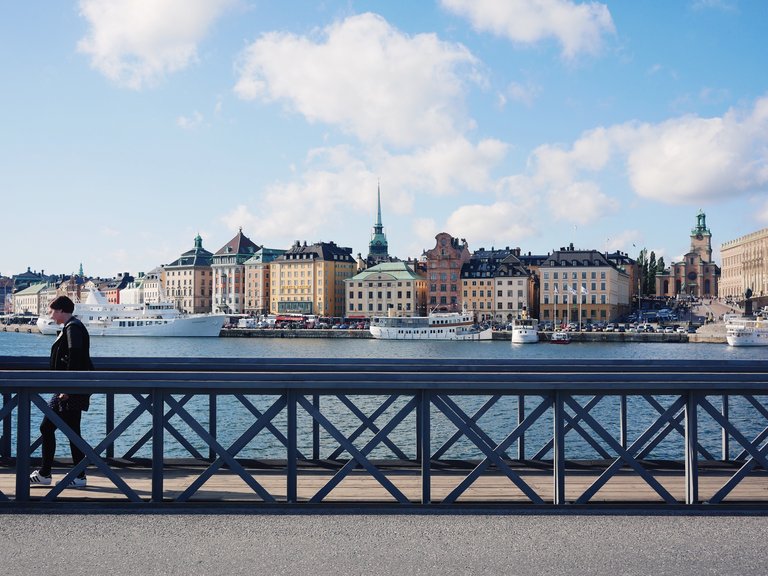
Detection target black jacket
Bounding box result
[49,316,94,411]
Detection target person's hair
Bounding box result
[49,295,75,314]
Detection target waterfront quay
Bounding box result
[1,357,766,508]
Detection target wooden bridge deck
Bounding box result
[2,462,766,504]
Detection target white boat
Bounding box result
[725,312,768,347]
[369,309,492,341]
[550,331,571,344]
[37,290,226,337]
[511,317,539,344]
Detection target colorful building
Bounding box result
[270,241,356,318]
[211,229,260,315]
[345,261,427,318]
[424,232,471,312]
[165,234,215,313]
[244,248,285,316]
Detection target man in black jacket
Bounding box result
[30,295,93,488]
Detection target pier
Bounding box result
[1,357,766,508]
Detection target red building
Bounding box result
[423,232,471,312]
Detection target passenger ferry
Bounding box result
[37,290,226,337]
[725,311,768,347]
[369,309,491,341]
[511,317,539,344]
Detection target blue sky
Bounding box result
[2,0,767,278]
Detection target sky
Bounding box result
[2,0,767,279]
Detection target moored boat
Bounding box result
[511,317,539,344]
[550,331,571,344]
[369,309,491,340]
[37,290,226,337]
[725,312,768,347]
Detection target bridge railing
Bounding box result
[1,357,767,506]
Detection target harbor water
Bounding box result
[2,331,766,463]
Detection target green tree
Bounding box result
[647,251,657,295]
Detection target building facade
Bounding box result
[539,245,631,324]
[424,232,471,312]
[165,234,215,313]
[345,261,427,318]
[270,241,356,318]
[211,229,260,315]
[720,228,768,303]
[655,211,720,299]
[461,247,533,322]
[243,248,285,316]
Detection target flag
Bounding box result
[554,286,558,295]
[581,285,588,295]
[568,287,577,296]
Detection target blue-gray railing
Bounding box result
[1,357,768,506]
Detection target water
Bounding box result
[1,330,764,360]
[2,331,766,462]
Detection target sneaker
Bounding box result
[30,470,52,486]
[61,476,87,489]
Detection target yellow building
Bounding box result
[539,245,632,324]
[720,227,768,303]
[270,241,356,318]
[345,261,427,318]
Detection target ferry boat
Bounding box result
[37,290,226,337]
[511,317,539,344]
[369,309,491,341]
[725,312,768,347]
[550,331,571,344]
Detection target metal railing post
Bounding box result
[105,393,115,459]
[721,394,730,462]
[208,393,217,462]
[685,391,699,505]
[620,395,628,450]
[517,395,525,460]
[553,392,565,505]
[420,390,431,505]
[1,392,11,458]
[312,394,320,461]
[15,391,30,502]
[151,389,164,503]
[287,390,297,503]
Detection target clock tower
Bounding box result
[690,210,712,264]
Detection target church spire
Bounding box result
[368,180,389,264]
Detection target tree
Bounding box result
[647,251,657,295]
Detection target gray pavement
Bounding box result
[1,509,767,575]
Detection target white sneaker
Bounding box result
[61,476,87,489]
[30,470,52,486]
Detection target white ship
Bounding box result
[511,317,539,344]
[725,312,768,347]
[37,290,226,337]
[369,309,491,341]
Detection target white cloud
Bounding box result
[440,0,615,60]
[506,81,541,107]
[176,110,204,130]
[234,13,480,147]
[625,98,768,203]
[78,0,234,89]
[547,181,619,225]
[446,202,538,247]
[522,96,768,207]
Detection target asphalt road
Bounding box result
[1,509,766,576]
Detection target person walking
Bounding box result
[30,295,94,488]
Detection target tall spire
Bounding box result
[368,180,389,263]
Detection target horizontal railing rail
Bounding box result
[1,357,767,507]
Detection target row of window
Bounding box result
[542,271,607,280]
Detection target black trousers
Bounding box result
[39,410,86,477]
